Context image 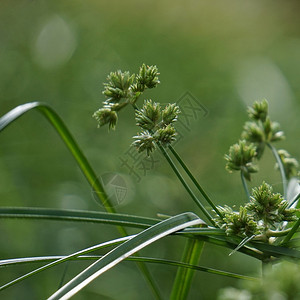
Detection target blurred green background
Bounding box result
[0,0,300,299]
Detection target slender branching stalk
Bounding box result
[267,142,287,198]
[281,217,300,246]
[156,141,215,225]
[241,171,251,201]
[168,145,223,218]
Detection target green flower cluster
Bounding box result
[132,100,180,156]
[242,99,284,158]
[93,64,159,130]
[215,205,259,237]
[246,182,297,225]
[214,182,298,238]
[225,99,299,182]
[277,149,299,179]
[225,140,258,181]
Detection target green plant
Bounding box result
[0,64,299,299]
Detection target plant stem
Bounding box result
[131,103,214,225]
[289,192,300,208]
[265,228,291,238]
[157,142,215,225]
[170,238,204,300]
[39,106,162,298]
[241,171,250,201]
[168,145,223,218]
[267,143,287,198]
[281,217,300,246]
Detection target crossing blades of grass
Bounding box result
[0,236,133,291]
[48,212,202,300]
[0,256,257,282]
[0,102,162,299]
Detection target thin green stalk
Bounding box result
[132,103,214,225]
[241,171,250,201]
[267,143,287,198]
[168,145,223,218]
[157,142,214,225]
[0,256,258,282]
[58,263,69,288]
[0,103,162,300]
[281,218,300,246]
[0,236,133,291]
[289,192,300,208]
[265,228,291,238]
[48,213,201,299]
[170,238,204,300]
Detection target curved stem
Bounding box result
[265,228,291,238]
[0,102,162,300]
[168,146,223,218]
[241,171,250,201]
[267,143,287,198]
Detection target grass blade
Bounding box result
[229,235,255,256]
[0,102,113,212]
[0,256,258,281]
[249,240,300,260]
[0,102,162,299]
[0,236,133,291]
[0,207,159,229]
[0,207,230,237]
[48,212,202,300]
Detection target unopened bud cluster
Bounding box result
[225,140,258,181]
[242,99,284,158]
[132,100,180,155]
[225,99,299,181]
[93,64,160,130]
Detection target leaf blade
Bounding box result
[48,212,202,300]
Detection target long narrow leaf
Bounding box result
[0,236,133,291]
[0,102,114,212]
[0,207,159,229]
[0,207,227,237]
[0,256,257,281]
[48,212,202,300]
[199,235,300,261]
[0,103,162,298]
[229,235,255,256]
[195,235,264,260]
[250,241,300,260]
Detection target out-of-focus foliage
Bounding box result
[0,0,300,299]
[218,262,300,300]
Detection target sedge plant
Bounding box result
[0,64,299,299]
